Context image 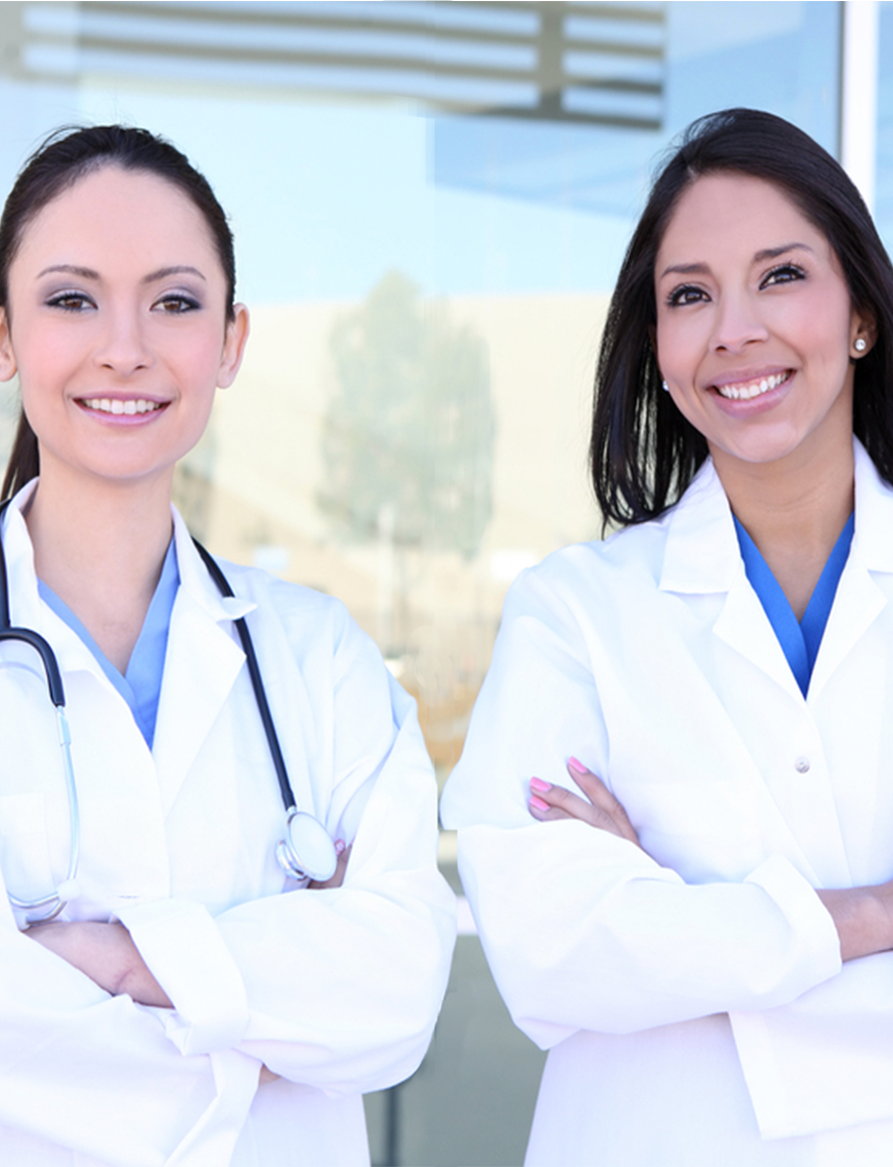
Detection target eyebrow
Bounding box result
[37,263,99,280]
[658,242,815,281]
[36,263,206,283]
[142,265,206,284]
[754,242,814,263]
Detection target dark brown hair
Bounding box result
[1,125,236,499]
[590,108,893,527]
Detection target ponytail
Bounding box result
[2,411,38,500]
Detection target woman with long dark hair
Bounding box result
[442,108,893,1164]
[0,125,454,1166]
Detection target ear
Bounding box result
[0,308,18,382]
[851,307,877,358]
[217,303,250,388]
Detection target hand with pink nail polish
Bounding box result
[527,761,640,847]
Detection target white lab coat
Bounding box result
[441,440,893,1165]
[0,484,456,1167]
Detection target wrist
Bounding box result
[818,884,893,962]
[870,881,893,953]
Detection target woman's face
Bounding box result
[654,172,871,479]
[0,164,248,490]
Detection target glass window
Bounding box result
[876,2,893,244]
[0,5,842,1163]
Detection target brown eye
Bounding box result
[46,291,93,312]
[761,264,806,289]
[155,295,200,314]
[667,285,708,308]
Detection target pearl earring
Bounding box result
[661,380,670,392]
[854,337,867,353]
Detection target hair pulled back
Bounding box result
[1,124,236,499]
[591,107,893,527]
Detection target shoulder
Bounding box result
[208,559,369,666]
[218,559,348,621]
[507,513,673,620]
[500,466,728,644]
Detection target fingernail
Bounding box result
[529,795,550,812]
[335,839,346,855]
[567,757,586,775]
[530,777,550,793]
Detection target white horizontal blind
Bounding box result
[18,1,666,129]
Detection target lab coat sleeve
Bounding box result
[119,615,456,1096]
[0,886,260,1167]
[439,564,841,1050]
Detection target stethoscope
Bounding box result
[0,504,338,925]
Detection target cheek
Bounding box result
[655,312,706,383]
[17,349,68,420]
[169,327,227,386]
[13,316,93,403]
[781,279,852,347]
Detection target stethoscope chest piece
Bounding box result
[277,809,338,883]
[0,515,341,920]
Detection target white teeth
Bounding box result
[716,372,788,400]
[82,398,163,415]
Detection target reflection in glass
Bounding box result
[0,4,845,1163]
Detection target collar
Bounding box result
[659,438,893,595]
[0,480,256,664]
[659,459,741,594]
[1,479,49,634]
[850,438,893,574]
[170,509,255,625]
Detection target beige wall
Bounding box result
[0,291,609,769]
[183,291,610,769]
[201,292,608,605]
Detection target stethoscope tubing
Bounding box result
[192,540,337,885]
[192,539,295,815]
[0,501,336,924]
[6,705,78,921]
[0,505,80,922]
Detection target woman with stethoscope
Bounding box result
[0,125,455,1167]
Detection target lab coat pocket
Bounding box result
[0,793,55,909]
[630,779,765,883]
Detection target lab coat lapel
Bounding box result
[808,562,885,699]
[712,583,803,699]
[660,464,841,881]
[1,487,123,680]
[660,461,801,701]
[152,514,254,818]
[809,443,893,701]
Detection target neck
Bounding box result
[713,438,855,620]
[24,462,175,672]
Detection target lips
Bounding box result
[712,371,791,401]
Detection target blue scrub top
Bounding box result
[733,513,854,697]
[38,538,180,748]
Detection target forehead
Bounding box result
[656,172,829,266]
[14,164,218,269]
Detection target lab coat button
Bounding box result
[794,756,810,774]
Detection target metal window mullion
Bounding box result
[841,0,879,215]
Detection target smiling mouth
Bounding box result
[80,397,165,416]
[713,371,791,401]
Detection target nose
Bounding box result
[93,305,153,375]
[709,290,769,354]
